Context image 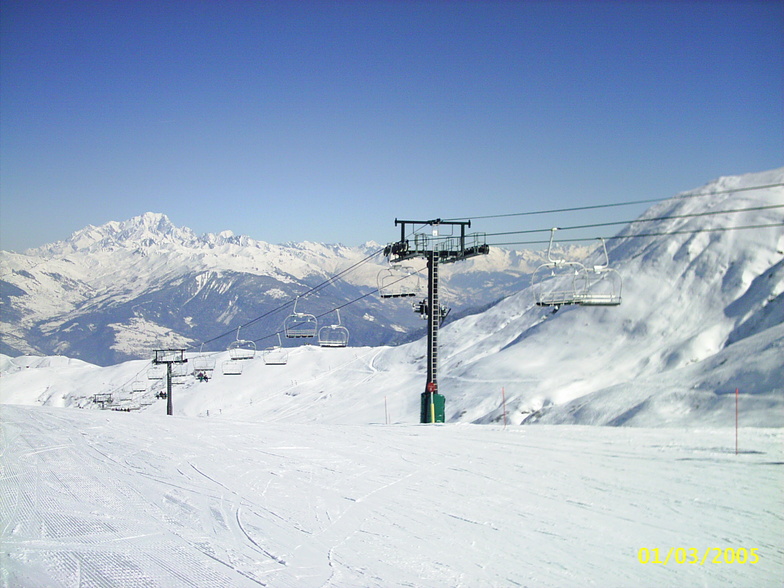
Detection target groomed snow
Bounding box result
[2,405,781,587]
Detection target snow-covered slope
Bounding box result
[2,404,781,587]
[2,168,782,427]
[0,212,548,364]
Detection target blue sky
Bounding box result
[1,0,782,252]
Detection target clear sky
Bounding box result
[1,0,782,252]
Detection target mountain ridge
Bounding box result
[1,213,551,364]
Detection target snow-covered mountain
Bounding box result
[0,212,551,365]
[3,168,782,428]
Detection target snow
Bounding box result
[1,168,783,586]
[2,405,782,587]
[108,318,196,358]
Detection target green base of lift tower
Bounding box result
[420,391,446,424]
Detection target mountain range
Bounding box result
[1,212,562,365]
[2,167,782,427]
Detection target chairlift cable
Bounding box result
[180,184,783,353]
[107,360,156,397]
[191,247,385,349]
[443,182,783,222]
[192,228,426,350]
[246,267,424,345]
[247,265,425,346]
[483,204,784,239]
[487,221,784,247]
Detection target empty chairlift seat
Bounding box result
[221,327,254,375]
[263,333,288,365]
[531,261,587,307]
[227,327,256,360]
[531,228,587,307]
[221,360,244,375]
[574,239,622,306]
[284,297,318,338]
[377,265,422,298]
[318,309,349,348]
[192,344,217,373]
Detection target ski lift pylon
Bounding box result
[318,309,349,348]
[228,327,256,360]
[263,333,288,365]
[284,296,318,338]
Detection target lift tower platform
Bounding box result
[384,219,488,423]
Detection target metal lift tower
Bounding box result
[152,349,187,416]
[384,219,489,423]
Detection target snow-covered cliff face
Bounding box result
[1,212,550,365]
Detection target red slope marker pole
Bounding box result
[735,387,739,455]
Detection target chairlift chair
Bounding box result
[192,343,216,373]
[228,327,256,360]
[284,296,318,338]
[132,380,147,393]
[170,362,190,378]
[263,333,288,365]
[576,238,623,306]
[318,309,349,348]
[378,265,422,298]
[221,360,244,376]
[531,228,587,307]
[147,365,166,380]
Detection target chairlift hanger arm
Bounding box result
[546,227,564,264]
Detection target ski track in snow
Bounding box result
[1,405,782,587]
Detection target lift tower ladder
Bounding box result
[384,218,488,423]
